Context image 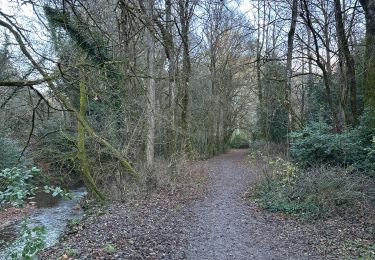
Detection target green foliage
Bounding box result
[289,122,336,164]
[0,167,40,207]
[11,218,46,260]
[0,166,70,207]
[43,185,71,198]
[358,242,375,259]
[67,218,81,229]
[252,157,373,218]
[290,113,375,173]
[44,6,119,79]
[230,130,249,148]
[104,243,117,254]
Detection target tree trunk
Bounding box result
[256,0,265,138]
[334,0,358,125]
[285,0,298,130]
[78,70,105,200]
[166,0,178,158]
[179,0,194,156]
[301,0,340,130]
[359,0,375,113]
[145,0,156,169]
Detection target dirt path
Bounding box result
[184,149,322,260]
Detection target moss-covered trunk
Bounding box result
[359,0,375,114]
[77,74,105,201]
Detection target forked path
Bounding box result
[185,149,323,260]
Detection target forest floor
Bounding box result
[40,149,374,259]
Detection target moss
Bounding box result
[77,73,105,201]
[363,34,375,126]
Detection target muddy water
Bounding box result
[0,187,86,259]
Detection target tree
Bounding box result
[145,0,156,170]
[334,0,358,125]
[178,0,197,156]
[359,0,375,112]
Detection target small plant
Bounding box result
[43,185,71,198]
[67,218,81,230]
[11,218,46,259]
[267,158,298,185]
[63,244,79,257]
[359,242,375,259]
[104,243,117,254]
[174,203,183,212]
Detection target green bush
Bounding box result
[289,113,375,173]
[230,130,249,148]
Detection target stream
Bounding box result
[0,187,87,259]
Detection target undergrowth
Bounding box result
[249,144,375,219]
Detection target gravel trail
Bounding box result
[185,149,320,260]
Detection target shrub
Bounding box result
[34,119,80,186]
[289,116,375,173]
